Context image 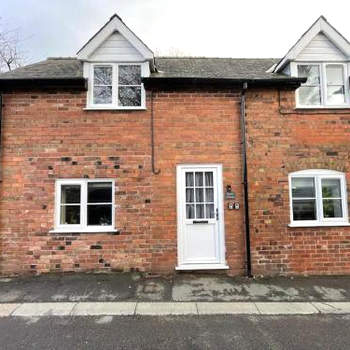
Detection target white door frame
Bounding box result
[176,164,228,270]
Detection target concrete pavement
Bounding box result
[2,301,350,316]
[2,273,350,317]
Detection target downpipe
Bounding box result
[240,82,252,277]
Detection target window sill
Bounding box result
[288,222,350,228]
[49,229,120,234]
[84,107,146,111]
[295,106,350,110]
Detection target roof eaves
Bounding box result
[143,76,306,89]
[0,77,87,91]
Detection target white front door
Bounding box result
[176,164,227,270]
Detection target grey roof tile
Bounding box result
[0,56,294,82]
[153,57,281,80]
[0,58,82,80]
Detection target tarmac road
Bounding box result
[0,314,349,350]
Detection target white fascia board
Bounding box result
[77,16,154,62]
[274,17,350,73]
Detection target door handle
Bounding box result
[193,220,209,224]
[216,208,219,220]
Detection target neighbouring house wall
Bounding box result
[246,88,350,275]
[0,89,246,276]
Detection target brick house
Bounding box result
[0,15,349,276]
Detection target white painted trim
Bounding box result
[288,169,349,227]
[176,164,226,270]
[288,223,350,228]
[54,179,116,233]
[49,229,119,233]
[175,264,229,271]
[274,16,350,73]
[77,15,153,61]
[84,107,147,111]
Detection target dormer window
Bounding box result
[296,63,348,108]
[89,63,145,109]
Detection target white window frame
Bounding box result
[51,179,117,233]
[288,169,350,227]
[292,62,350,109]
[87,63,146,110]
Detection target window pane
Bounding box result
[196,204,205,219]
[60,205,80,225]
[292,199,316,221]
[298,65,320,85]
[88,182,112,203]
[186,204,195,219]
[94,66,112,85]
[195,188,204,202]
[291,178,315,198]
[87,205,112,226]
[323,199,343,218]
[185,172,194,187]
[298,86,321,105]
[61,185,80,204]
[118,86,141,106]
[205,172,213,186]
[322,179,341,198]
[326,65,344,85]
[205,188,214,202]
[327,86,345,105]
[93,86,112,104]
[186,189,194,203]
[205,204,214,219]
[118,65,141,85]
[195,172,203,187]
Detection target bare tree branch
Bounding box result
[0,19,26,72]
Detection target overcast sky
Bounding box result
[1,0,349,64]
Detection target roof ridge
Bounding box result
[47,57,78,60]
[155,56,279,60]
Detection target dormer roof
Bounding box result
[77,14,155,70]
[273,16,350,73]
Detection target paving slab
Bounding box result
[255,302,319,315]
[72,302,136,316]
[136,302,197,315]
[312,302,350,314]
[0,304,20,317]
[197,302,259,315]
[12,302,76,316]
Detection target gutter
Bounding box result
[143,77,305,90]
[240,82,252,277]
[0,78,88,91]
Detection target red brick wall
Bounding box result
[0,89,246,276]
[246,88,350,275]
[150,91,245,275]
[2,86,349,277]
[0,90,153,274]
